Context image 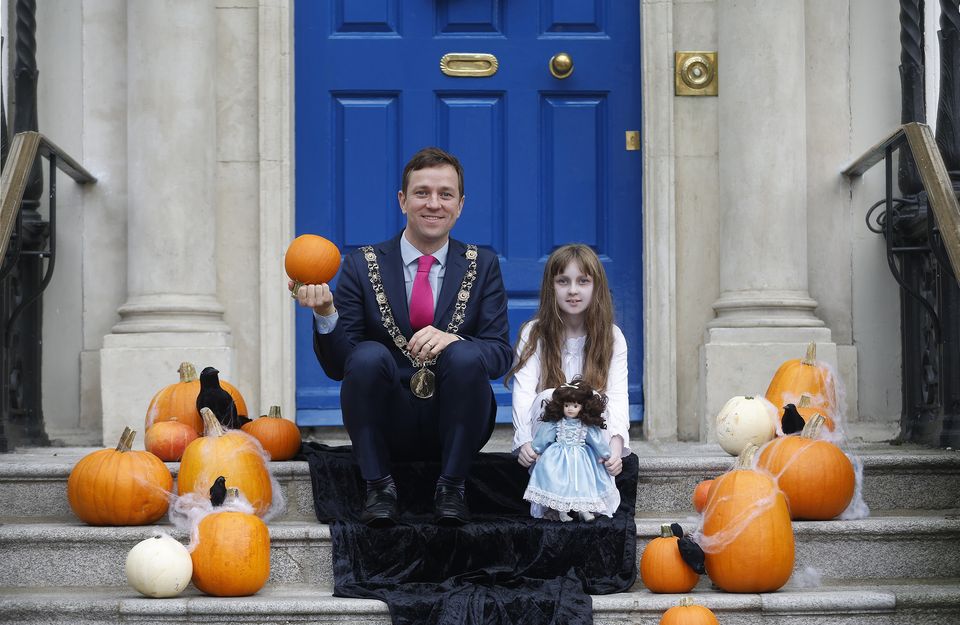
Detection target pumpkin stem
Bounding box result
[679,596,695,607]
[200,407,226,437]
[222,487,242,507]
[115,427,136,452]
[799,395,812,408]
[178,361,199,383]
[659,523,673,538]
[803,414,826,439]
[268,405,282,418]
[802,342,817,366]
[735,443,760,469]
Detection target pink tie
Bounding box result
[409,255,437,331]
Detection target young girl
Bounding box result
[506,244,630,517]
[523,380,619,521]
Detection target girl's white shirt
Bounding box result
[511,321,631,457]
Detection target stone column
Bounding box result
[100,0,232,446]
[699,0,836,439]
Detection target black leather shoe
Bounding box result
[360,484,398,527]
[434,485,470,526]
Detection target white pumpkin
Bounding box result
[125,533,193,598]
[715,395,777,456]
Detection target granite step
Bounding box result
[2,513,958,589]
[2,444,958,522]
[1,580,959,625]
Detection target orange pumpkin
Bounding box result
[145,421,199,462]
[701,444,794,593]
[67,428,173,525]
[145,362,248,434]
[191,488,270,596]
[758,414,855,520]
[659,597,719,625]
[794,395,836,432]
[766,342,838,424]
[241,406,302,461]
[285,234,341,292]
[178,408,273,516]
[692,479,714,513]
[640,523,699,593]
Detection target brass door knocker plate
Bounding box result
[675,51,717,96]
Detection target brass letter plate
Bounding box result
[440,53,499,77]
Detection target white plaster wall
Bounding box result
[673,0,720,441]
[216,0,261,416]
[35,0,84,441]
[849,0,904,423]
[804,0,859,424]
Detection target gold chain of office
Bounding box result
[361,244,479,398]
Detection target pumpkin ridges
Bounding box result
[241,405,301,461]
[701,445,794,593]
[178,409,273,516]
[285,234,342,291]
[146,362,248,434]
[640,524,699,593]
[67,428,173,526]
[766,342,839,427]
[191,509,270,596]
[758,415,855,520]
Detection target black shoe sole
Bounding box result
[436,513,469,526]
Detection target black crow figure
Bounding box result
[197,366,250,429]
[781,403,805,435]
[209,476,228,507]
[672,522,706,574]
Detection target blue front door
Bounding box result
[294,1,643,425]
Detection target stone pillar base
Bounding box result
[100,332,233,448]
[698,327,835,443]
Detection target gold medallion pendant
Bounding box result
[410,367,435,399]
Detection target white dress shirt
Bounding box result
[510,321,631,457]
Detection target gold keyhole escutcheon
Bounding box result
[549,52,574,79]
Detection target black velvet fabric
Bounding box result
[301,443,638,625]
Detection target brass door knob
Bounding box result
[549,52,574,79]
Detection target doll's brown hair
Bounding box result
[541,379,607,428]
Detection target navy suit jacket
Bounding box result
[313,234,513,388]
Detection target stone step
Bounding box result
[2,513,958,589]
[1,580,959,625]
[3,444,958,522]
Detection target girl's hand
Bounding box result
[517,442,539,467]
[602,435,624,477]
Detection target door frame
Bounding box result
[257,0,679,440]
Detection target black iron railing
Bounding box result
[0,133,96,451]
[843,122,960,448]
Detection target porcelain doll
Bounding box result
[523,380,619,521]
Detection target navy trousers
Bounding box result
[340,339,497,481]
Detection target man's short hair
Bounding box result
[401,147,464,198]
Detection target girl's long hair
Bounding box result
[540,379,607,427]
[505,244,614,392]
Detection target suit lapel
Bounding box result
[436,239,467,327]
[376,236,412,336]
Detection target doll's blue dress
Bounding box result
[523,417,620,517]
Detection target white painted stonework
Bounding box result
[11,0,913,445]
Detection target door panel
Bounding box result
[295,0,643,425]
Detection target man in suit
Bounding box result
[294,147,512,526]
